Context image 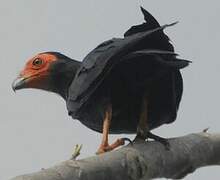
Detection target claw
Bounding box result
[134,131,170,150]
[121,137,133,145]
[203,127,210,133]
[147,132,170,150]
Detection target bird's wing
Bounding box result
[67,23,175,109]
[124,7,175,52]
[124,7,160,37]
[123,49,191,69]
[67,8,184,113]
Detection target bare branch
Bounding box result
[10,132,220,180]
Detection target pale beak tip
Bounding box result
[12,77,26,92]
[12,85,16,93]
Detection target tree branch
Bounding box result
[10,132,220,180]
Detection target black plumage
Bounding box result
[65,7,190,133]
[12,7,189,138]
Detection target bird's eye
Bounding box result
[33,58,43,66]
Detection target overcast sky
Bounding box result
[1,0,220,179]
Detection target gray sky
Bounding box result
[1,0,220,179]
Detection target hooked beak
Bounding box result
[12,76,27,92]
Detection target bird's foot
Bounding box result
[134,131,170,150]
[96,138,132,154]
[147,132,170,150]
[134,126,149,141]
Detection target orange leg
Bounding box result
[134,94,170,149]
[135,95,149,140]
[96,104,126,154]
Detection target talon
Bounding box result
[203,127,210,133]
[121,137,133,144]
[147,132,170,150]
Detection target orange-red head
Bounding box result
[12,52,80,98]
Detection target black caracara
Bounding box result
[12,7,190,154]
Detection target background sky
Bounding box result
[1,0,220,179]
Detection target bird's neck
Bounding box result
[50,59,81,100]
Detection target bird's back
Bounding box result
[67,7,189,133]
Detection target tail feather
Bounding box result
[122,49,191,69]
[140,6,160,28]
[124,7,177,52]
[124,7,160,37]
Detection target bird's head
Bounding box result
[12,52,80,98]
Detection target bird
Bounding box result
[12,7,190,154]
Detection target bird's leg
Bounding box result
[134,95,170,149]
[135,95,149,140]
[96,104,128,154]
[96,104,112,154]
